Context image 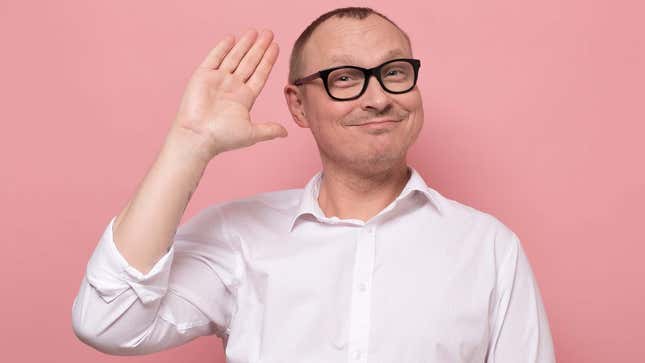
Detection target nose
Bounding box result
[359,74,391,112]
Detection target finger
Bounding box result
[233,29,274,82]
[246,42,279,95]
[198,34,236,69]
[251,122,288,144]
[218,29,259,73]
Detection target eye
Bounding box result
[385,68,406,77]
[328,67,364,88]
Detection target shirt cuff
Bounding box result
[85,215,175,305]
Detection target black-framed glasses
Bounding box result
[293,58,421,101]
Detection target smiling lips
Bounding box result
[354,118,401,126]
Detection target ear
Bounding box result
[284,84,310,128]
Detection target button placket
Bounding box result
[346,226,376,362]
[352,349,361,359]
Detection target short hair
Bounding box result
[288,7,412,84]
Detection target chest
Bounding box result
[232,224,495,362]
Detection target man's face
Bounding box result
[286,14,424,175]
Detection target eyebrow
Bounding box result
[328,49,408,66]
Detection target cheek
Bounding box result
[305,90,353,121]
[402,89,423,113]
[411,101,424,133]
[401,92,424,139]
[308,101,353,133]
[408,111,424,145]
[308,106,354,148]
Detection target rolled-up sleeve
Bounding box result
[486,230,556,362]
[72,206,242,355]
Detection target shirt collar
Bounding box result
[287,166,443,232]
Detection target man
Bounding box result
[72,7,556,362]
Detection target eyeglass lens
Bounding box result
[327,60,415,99]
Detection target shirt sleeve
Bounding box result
[486,229,557,362]
[71,205,243,355]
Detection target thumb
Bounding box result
[251,122,289,144]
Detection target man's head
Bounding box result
[284,7,424,176]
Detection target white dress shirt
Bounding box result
[72,167,556,362]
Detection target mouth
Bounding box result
[354,118,401,126]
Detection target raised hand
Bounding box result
[168,29,287,163]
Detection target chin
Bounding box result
[347,152,407,175]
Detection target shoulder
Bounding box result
[427,187,519,252]
[187,188,303,231]
[217,188,303,215]
[176,188,303,240]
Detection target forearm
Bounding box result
[113,129,210,274]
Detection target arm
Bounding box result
[486,232,557,362]
[112,27,286,275]
[72,207,240,355]
[72,28,286,354]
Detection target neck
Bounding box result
[317,160,411,222]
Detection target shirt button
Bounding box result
[352,350,361,359]
[359,282,368,292]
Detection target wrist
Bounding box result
[162,126,219,168]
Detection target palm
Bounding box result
[172,29,286,159]
[179,70,256,146]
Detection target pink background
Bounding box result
[1,0,643,362]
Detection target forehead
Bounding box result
[302,15,411,72]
